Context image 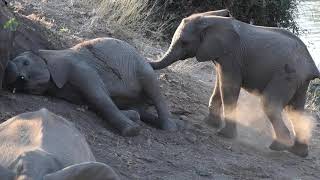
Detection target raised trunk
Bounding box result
[4,61,18,85]
[149,49,177,70]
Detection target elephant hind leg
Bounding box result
[131,106,158,125]
[139,67,177,131]
[261,74,297,151]
[286,81,310,157]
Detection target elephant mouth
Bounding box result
[11,81,49,95]
[6,78,27,93]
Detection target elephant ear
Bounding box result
[198,9,232,17]
[38,50,70,88]
[196,16,240,62]
[43,162,120,180]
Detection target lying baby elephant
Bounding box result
[5,37,176,136]
[150,9,320,157]
[0,108,119,180]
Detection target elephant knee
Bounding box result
[261,97,281,116]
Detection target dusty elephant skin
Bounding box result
[150,9,320,157]
[5,37,177,136]
[0,108,119,180]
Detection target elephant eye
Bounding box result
[23,60,30,66]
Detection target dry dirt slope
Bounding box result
[2,0,320,179]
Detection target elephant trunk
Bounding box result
[4,61,18,85]
[150,48,178,70]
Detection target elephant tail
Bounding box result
[307,58,320,80]
[310,68,320,80]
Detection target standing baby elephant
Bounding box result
[150,9,319,157]
[5,37,177,136]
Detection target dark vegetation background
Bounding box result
[142,0,299,39]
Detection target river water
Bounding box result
[296,0,320,67]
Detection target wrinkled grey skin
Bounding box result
[150,9,320,157]
[5,37,176,136]
[0,108,119,180]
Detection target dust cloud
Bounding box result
[234,90,315,148]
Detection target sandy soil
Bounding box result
[3,0,320,179]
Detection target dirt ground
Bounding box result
[3,0,320,179]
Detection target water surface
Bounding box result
[296,0,320,68]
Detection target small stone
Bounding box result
[179,115,187,120]
[137,156,157,163]
[195,167,211,177]
[159,73,168,81]
[185,132,197,143]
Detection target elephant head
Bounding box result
[4,50,71,94]
[4,51,50,94]
[150,9,240,69]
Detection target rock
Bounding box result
[195,167,211,177]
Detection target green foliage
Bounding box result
[3,18,19,32]
[59,27,70,33]
[230,0,299,33]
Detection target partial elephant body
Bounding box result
[236,24,318,92]
[41,39,146,106]
[70,38,147,105]
[149,9,319,157]
[5,37,176,137]
[0,108,119,180]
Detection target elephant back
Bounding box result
[0,109,95,168]
[73,38,147,95]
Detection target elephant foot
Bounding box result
[269,140,290,151]
[217,127,237,139]
[122,110,141,122]
[288,141,309,158]
[120,124,141,137]
[160,119,178,131]
[204,114,222,128]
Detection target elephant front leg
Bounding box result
[216,65,241,139]
[204,68,223,128]
[85,90,141,136]
[72,69,141,136]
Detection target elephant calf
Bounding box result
[150,9,319,157]
[5,37,176,136]
[0,108,119,180]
